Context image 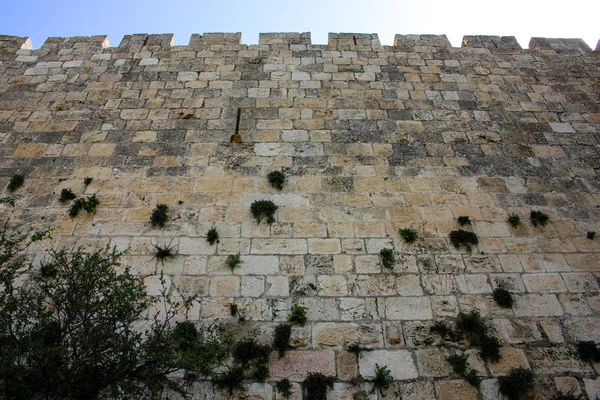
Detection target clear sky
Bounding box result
[2,0,598,50]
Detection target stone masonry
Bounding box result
[0,32,599,399]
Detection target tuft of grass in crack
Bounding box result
[267,170,286,191]
[225,253,242,270]
[68,195,99,217]
[273,323,292,357]
[152,241,177,263]
[493,285,514,308]
[399,227,418,244]
[447,353,480,387]
[508,213,520,227]
[83,176,93,186]
[457,216,471,226]
[250,200,278,224]
[498,368,535,400]
[372,364,393,394]
[276,379,293,399]
[302,373,334,400]
[206,226,219,245]
[449,229,478,251]
[530,210,549,227]
[150,204,169,228]
[379,248,395,269]
[288,304,307,326]
[7,174,24,192]
[59,188,77,203]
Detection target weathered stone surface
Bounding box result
[435,380,479,400]
[488,348,530,376]
[269,350,336,381]
[359,350,418,380]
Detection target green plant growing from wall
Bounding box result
[273,323,292,357]
[399,227,418,244]
[576,341,600,362]
[379,247,395,269]
[6,173,24,192]
[530,210,549,227]
[493,284,514,308]
[449,229,479,251]
[230,303,238,317]
[150,204,169,227]
[59,188,77,203]
[225,253,242,270]
[289,304,307,326]
[267,170,286,190]
[250,200,278,224]
[276,379,293,399]
[447,354,479,387]
[457,216,471,225]
[153,241,178,263]
[302,373,335,400]
[372,364,393,394]
[456,311,501,362]
[587,231,596,240]
[0,197,15,207]
[206,226,219,245]
[68,195,99,217]
[498,368,535,400]
[508,213,520,227]
[83,176,93,186]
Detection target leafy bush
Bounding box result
[399,227,418,243]
[289,304,307,326]
[508,213,520,227]
[457,216,471,225]
[273,324,292,357]
[449,229,478,250]
[68,195,99,217]
[83,176,93,186]
[447,354,468,375]
[250,200,278,224]
[59,188,77,203]
[379,248,395,269]
[498,368,535,400]
[6,173,24,191]
[0,224,227,399]
[587,231,596,240]
[493,286,514,308]
[456,311,501,362]
[530,210,549,227]
[206,226,219,245]
[150,204,169,227]
[577,341,600,362]
[267,170,286,190]
[153,241,177,263]
[302,373,334,400]
[225,253,242,270]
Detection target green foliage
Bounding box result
[577,341,600,362]
[177,200,183,205]
[399,227,418,244]
[230,303,238,316]
[150,204,169,227]
[0,197,15,207]
[214,338,271,392]
[498,368,535,400]
[267,170,286,190]
[379,247,395,269]
[530,210,549,227]
[68,195,99,217]
[493,286,514,308]
[83,176,93,186]
[457,216,471,225]
[447,354,468,375]
[508,213,520,227]
[464,369,480,387]
[225,252,242,270]
[456,311,501,362]
[59,188,77,203]
[289,304,307,326]
[206,226,219,245]
[373,364,393,393]
[276,379,293,398]
[0,225,227,399]
[6,174,24,192]
[213,366,246,395]
[250,200,278,224]
[449,229,478,250]
[348,343,362,354]
[430,320,460,341]
[587,231,596,240]
[273,324,292,357]
[302,373,335,400]
[232,338,270,367]
[153,241,177,263]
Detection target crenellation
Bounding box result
[529,37,593,54]
[328,33,382,51]
[462,35,522,50]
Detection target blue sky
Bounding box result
[2,0,598,49]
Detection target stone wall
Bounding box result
[0,31,599,399]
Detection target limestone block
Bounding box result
[416,348,453,377]
[488,348,530,376]
[399,381,436,400]
[513,294,563,317]
[554,377,582,398]
[266,276,289,297]
[435,380,479,400]
[456,274,492,294]
[336,351,359,381]
[317,275,348,296]
[359,350,418,380]
[251,239,307,255]
[241,276,265,297]
[584,377,600,400]
[313,323,382,348]
[308,238,341,254]
[269,350,336,381]
[522,273,567,293]
[209,276,240,297]
[385,297,433,320]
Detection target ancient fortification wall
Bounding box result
[0,32,599,399]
